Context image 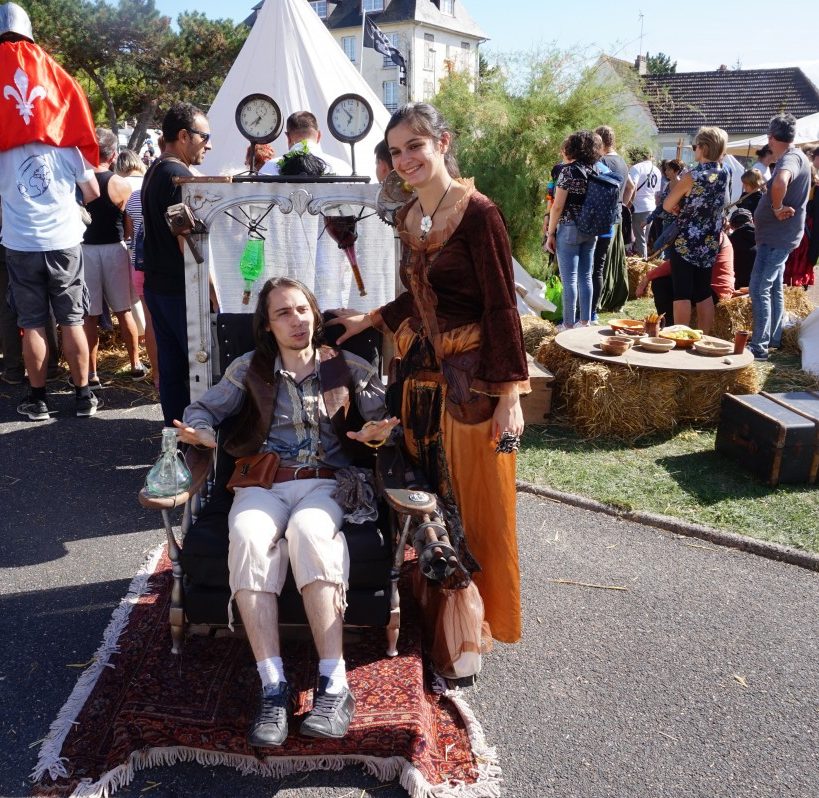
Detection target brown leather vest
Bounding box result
[222,346,374,467]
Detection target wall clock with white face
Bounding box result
[327,94,374,144]
[235,93,283,144]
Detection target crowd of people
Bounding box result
[542,115,817,357]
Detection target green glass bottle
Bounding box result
[239,236,265,305]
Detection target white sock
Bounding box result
[318,658,347,694]
[257,656,284,689]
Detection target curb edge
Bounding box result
[516,480,819,572]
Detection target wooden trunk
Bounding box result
[715,393,818,485]
[520,353,554,425]
[761,391,819,484]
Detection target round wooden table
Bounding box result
[555,326,754,371]
[538,326,758,439]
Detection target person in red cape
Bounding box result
[0,2,101,420]
[0,4,97,165]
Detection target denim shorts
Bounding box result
[5,246,88,328]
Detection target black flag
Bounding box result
[364,16,407,86]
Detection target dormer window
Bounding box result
[363,0,384,11]
[309,1,327,18]
[440,0,455,14]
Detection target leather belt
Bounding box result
[273,465,336,483]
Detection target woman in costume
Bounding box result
[662,126,728,333]
[331,102,529,643]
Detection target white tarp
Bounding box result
[203,0,391,178]
[726,111,819,156]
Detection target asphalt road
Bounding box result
[1,380,817,798]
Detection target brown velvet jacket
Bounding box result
[379,189,529,395]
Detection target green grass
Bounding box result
[518,303,819,553]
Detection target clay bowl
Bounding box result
[693,339,733,357]
[599,335,634,356]
[638,336,675,353]
[609,318,646,336]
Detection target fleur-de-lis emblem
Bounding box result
[3,68,47,125]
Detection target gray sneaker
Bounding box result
[17,396,52,421]
[300,676,356,739]
[75,392,101,417]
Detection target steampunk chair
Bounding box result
[138,312,401,655]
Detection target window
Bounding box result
[362,0,384,11]
[440,0,455,14]
[383,32,400,66]
[423,79,435,100]
[342,36,356,62]
[424,33,435,71]
[309,1,327,18]
[383,80,398,112]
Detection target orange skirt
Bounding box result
[395,321,522,643]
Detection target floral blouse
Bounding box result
[673,161,728,269]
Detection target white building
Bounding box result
[245,1,487,112]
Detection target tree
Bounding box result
[434,49,641,274]
[646,52,677,75]
[24,0,246,150]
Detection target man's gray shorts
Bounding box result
[5,246,88,328]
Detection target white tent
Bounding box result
[725,111,819,156]
[203,0,391,178]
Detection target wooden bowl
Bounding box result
[659,325,703,348]
[609,318,646,336]
[599,335,634,355]
[693,339,733,357]
[638,336,675,353]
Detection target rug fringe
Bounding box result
[30,543,165,784]
[54,746,501,798]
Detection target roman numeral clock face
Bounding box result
[327,94,374,143]
[235,94,282,144]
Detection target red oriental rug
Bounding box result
[32,546,500,797]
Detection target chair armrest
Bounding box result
[137,447,213,511]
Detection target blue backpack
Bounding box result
[576,162,623,237]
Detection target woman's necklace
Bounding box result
[418,179,453,240]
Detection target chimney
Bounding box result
[635,55,647,75]
[718,64,728,71]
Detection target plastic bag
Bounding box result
[541,274,563,322]
[414,571,488,679]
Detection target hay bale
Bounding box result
[712,288,815,343]
[565,362,677,439]
[712,295,752,341]
[784,285,815,318]
[520,315,555,356]
[676,365,759,424]
[781,323,801,353]
[626,257,653,300]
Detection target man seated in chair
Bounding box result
[174,276,398,746]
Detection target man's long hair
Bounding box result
[253,277,324,363]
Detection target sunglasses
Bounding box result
[691,142,699,150]
[186,128,211,144]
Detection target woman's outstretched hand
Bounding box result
[325,311,371,345]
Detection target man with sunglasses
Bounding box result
[141,102,212,426]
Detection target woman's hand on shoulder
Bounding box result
[325,310,371,344]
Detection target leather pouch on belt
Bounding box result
[226,451,280,493]
[441,350,497,425]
